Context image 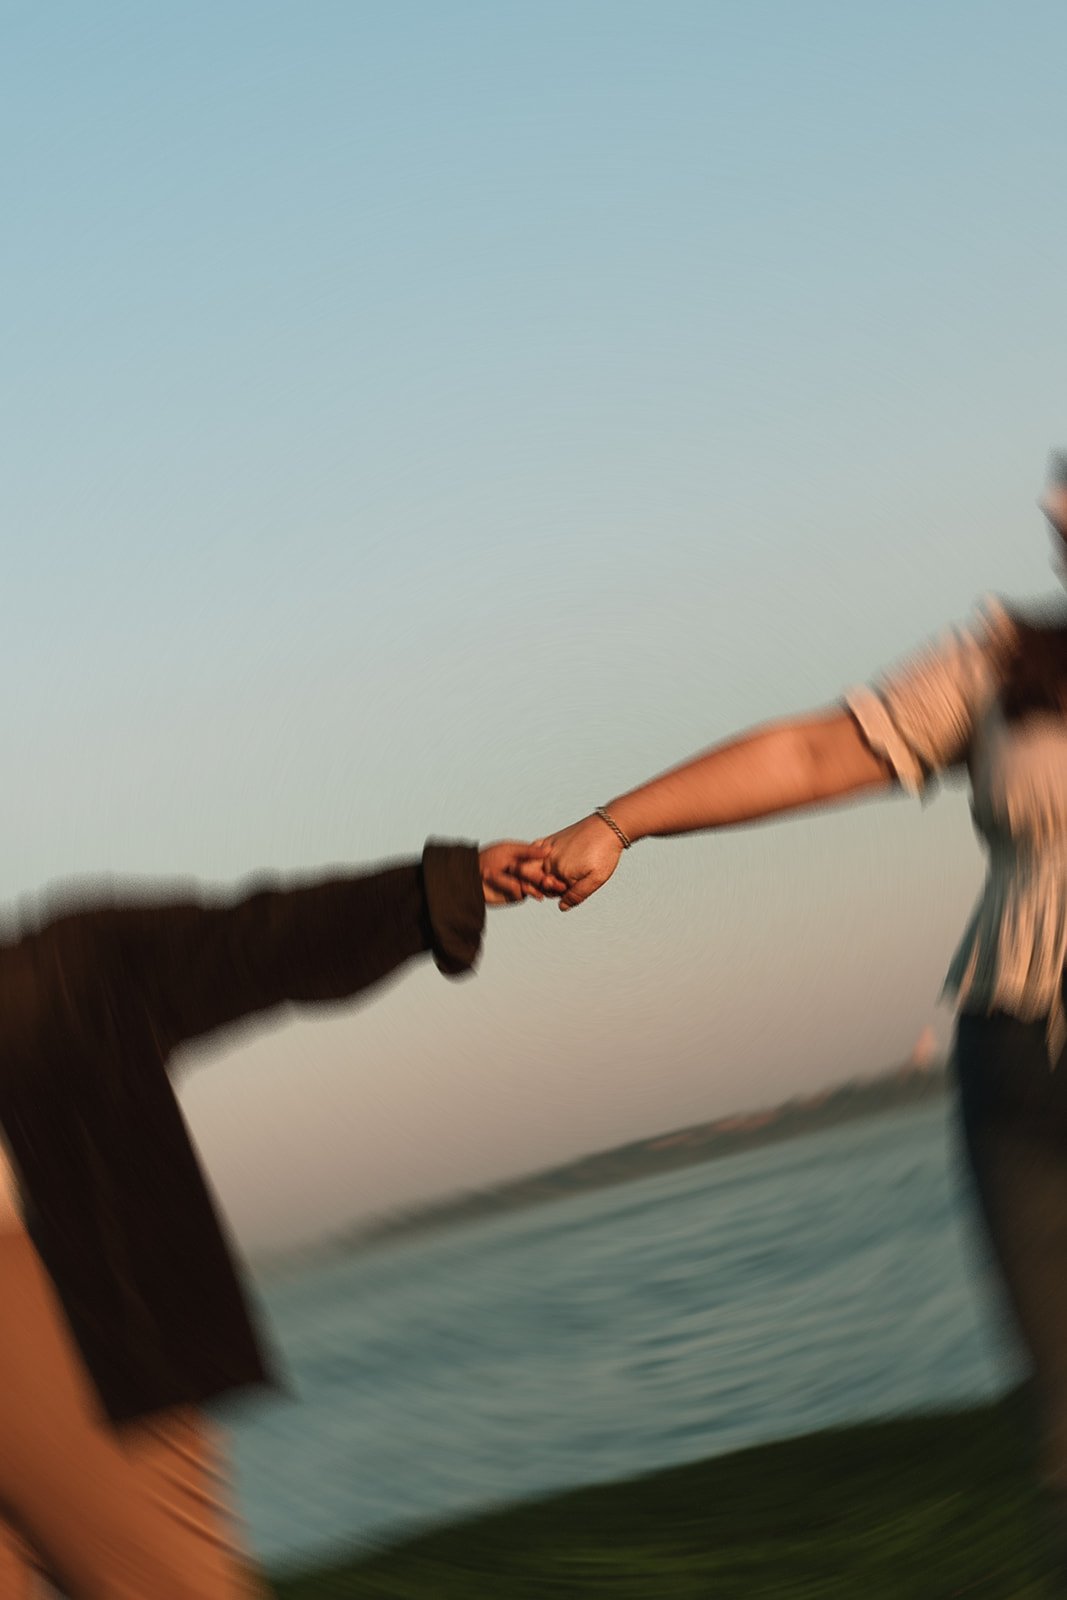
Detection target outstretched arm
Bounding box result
[38,839,558,1053]
[540,707,894,910]
[538,596,1019,910]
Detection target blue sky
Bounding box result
[3,2,1066,1251]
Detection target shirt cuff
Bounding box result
[842,687,931,801]
[421,841,486,977]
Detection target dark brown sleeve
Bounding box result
[94,839,486,1050]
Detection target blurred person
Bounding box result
[534,453,1067,1575]
[0,837,562,1598]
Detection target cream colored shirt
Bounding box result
[846,594,1067,1063]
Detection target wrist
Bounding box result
[599,798,646,845]
[594,804,634,850]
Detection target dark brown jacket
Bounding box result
[0,840,485,1425]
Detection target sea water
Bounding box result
[230,1101,1015,1572]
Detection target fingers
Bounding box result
[479,837,607,910]
[514,859,566,895]
[485,871,535,904]
[557,854,617,910]
[511,841,553,861]
[480,821,625,912]
[484,880,530,906]
[480,840,564,907]
[559,875,595,912]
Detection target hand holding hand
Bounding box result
[479,841,568,906]
[534,814,626,911]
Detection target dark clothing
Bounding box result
[954,1006,1067,1486]
[0,841,485,1426]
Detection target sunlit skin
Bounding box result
[478,841,566,906]
[531,480,1067,913]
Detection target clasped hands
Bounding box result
[479,814,626,911]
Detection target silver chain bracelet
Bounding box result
[595,806,632,849]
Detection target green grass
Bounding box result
[266,1388,1067,1599]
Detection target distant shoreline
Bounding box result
[255,1060,947,1274]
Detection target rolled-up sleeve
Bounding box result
[844,595,1015,800]
[421,839,485,977]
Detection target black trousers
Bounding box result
[955,1009,1067,1489]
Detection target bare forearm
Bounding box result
[605,707,893,842]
